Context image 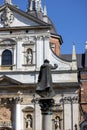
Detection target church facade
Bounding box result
[0,0,80,130]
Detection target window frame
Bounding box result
[2,49,13,66]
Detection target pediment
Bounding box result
[22,107,34,112]
[0,39,16,46]
[0,4,49,28]
[0,75,22,86]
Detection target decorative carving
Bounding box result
[54,116,60,130]
[36,36,43,41]
[25,114,32,128]
[25,48,33,64]
[1,7,14,26]
[60,96,79,104]
[17,36,36,43]
[0,121,12,127]
[0,97,23,104]
[0,106,11,122]
[16,36,23,42]
[0,98,14,104]
[31,94,39,104]
[39,98,54,114]
[15,97,23,104]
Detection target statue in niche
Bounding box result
[25,114,32,128]
[25,48,33,64]
[36,59,58,97]
[54,116,60,130]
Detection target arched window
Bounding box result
[2,49,12,65]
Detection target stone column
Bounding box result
[39,98,54,130]
[15,97,23,130]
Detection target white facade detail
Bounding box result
[15,103,21,130]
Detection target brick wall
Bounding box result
[50,37,61,56]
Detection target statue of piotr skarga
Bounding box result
[36,59,58,97]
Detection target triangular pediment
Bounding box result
[0,75,22,86]
[0,4,49,28]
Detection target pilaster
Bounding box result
[36,36,44,68]
[43,36,51,60]
[16,37,24,70]
[61,96,79,130]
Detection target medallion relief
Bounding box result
[0,106,11,121]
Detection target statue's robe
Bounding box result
[36,62,57,97]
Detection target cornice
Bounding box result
[0,25,51,31]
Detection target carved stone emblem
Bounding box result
[1,7,14,26]
[0,106,11,121]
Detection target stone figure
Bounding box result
[25,48,32,64]
[25,114,32,128]
[55,116,60,130]
[36,59,58,97]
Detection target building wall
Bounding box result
[79,71,87,120]
[50,37,61,56]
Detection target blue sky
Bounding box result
[0,0,87,54]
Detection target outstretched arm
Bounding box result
[51,64,58,69]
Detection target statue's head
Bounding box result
[44,59,49,63]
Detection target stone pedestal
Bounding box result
[39,98,54,130]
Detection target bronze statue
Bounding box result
[36,59,58,97]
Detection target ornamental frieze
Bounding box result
[0,97,23,104]
[60,96,79,104]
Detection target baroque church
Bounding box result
[0,0,86,130]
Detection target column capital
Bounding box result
[39,98,54,115]
[0,97,23,105]
[15,97,23,104]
